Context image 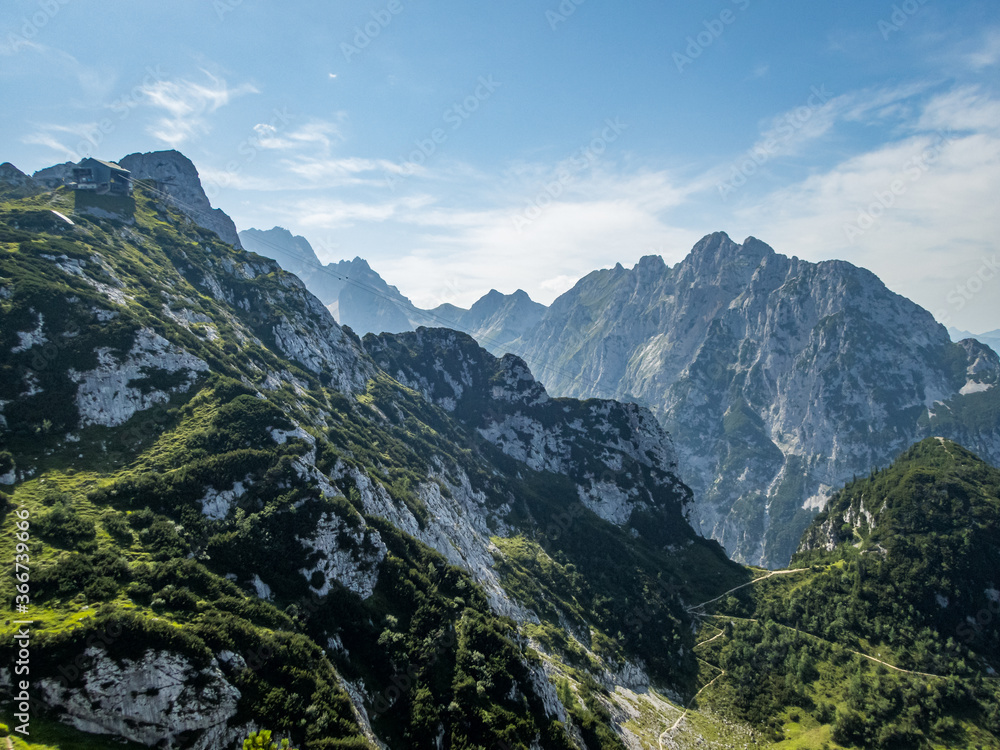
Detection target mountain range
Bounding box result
[497,234,1000,567]
[237,226,547,355]
[1,151,998,748]
[238,222,999,569]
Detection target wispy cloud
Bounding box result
[285,156,413,182]
[22,122,109,161]
[254,118,346,153]
[140,71,258,147]
[730,86,1000,328]
[966,28,1000,69]
[21,131,78,161]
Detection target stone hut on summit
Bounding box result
[71,157,132,195]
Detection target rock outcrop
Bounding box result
[120,150,242,247]
[38,647,250,750]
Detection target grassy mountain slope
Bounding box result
[0,182,746,749]
[682,438,1000,749]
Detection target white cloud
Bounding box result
[966,28,1000,69]
[285,156,415,184]
[22,122,110,161]
[254,118,346,153]
[916,86,1000,135]
[731,87,1000,330]
[21,131,78,161]
[140,71,258,147]
[376,170,698,308]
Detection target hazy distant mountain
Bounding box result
[497,232,1000,568]
[419,288,547,355]
[239,227,417,335]
[239,227,547,348]
[949,326,1000,356]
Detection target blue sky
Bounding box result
[3,0,999,331]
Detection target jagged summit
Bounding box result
[635,254,666,272]
[29,150,242,248]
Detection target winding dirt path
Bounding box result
[657,668,726,750]
[686,568,806,612]
[704,613,948,679]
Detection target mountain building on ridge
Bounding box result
[70,157,132,195]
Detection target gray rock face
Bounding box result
[32,161,75,187]
[0,162,42,197]
[120,150,242,247]
[364,327,694,530]
[950,326,1000,357]
[38,647,250,750]
[297,509,387,599]
[70,327,209,427]
[499,232,1000,567]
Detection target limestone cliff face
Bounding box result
[120,150,242,248]
[37,647,250,750]
[364,327,693,529]
[503,233,1000,567]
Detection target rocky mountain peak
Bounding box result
[239,226,322,271]
[119,150,242,248]
[31,160,76,187]
[634,254,667,273]
[497,232,1000,567]
[0,162,41,197]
